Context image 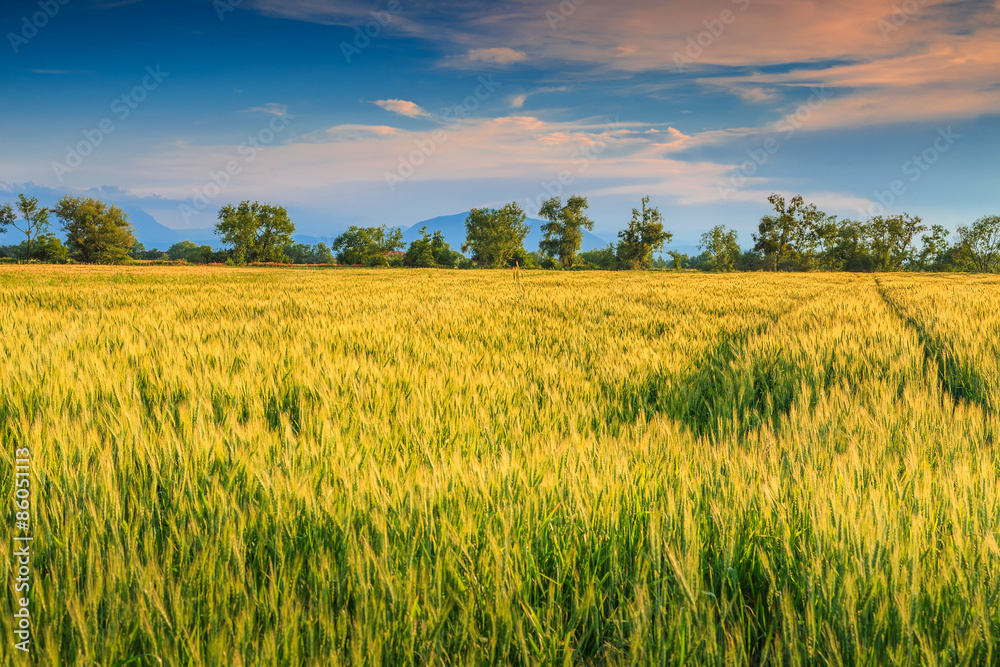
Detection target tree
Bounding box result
[866,213,925,271]
[811,218,844,271]
[168,240,200,261]
[404,227,436,268]
[737,249,766,272]
[0,202,13,235]
[403,227,463,268]
[54,195,136,264]
[165,240,219,263]
[616,196,672,269]
[827,219,873,273]
[9,195,51,259]
[754,194,826,271]
[667,250,688,270]
[698,225,741,272]
[578,245,617,270]
[30,234,69,263]
[538,195,594,268]
[215,201,295,264]
[282,241,335,264]
[313,242,335,265]
[915,224,952,272]
[332,225,404,266]
[463,203,530,269]
[956,215,1000,273]
[0,233,69,263]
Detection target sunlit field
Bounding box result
[2,266,998,665]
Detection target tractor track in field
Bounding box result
[874,276,993,415]
[607,293,819,441]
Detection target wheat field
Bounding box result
[1,266,998,665]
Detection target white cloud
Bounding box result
[509,93,529,109]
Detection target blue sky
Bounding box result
[1,0,998,245]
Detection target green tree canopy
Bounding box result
[753,194,827,271]
[31,234,69,263]
[215,201,295,264]
[0,202,13,234]
[698,225,741,272]
[577,245,617,270]
[538,195,594,268]
[282,241,335,265]
[915,225,951,272]
[667,250,689,270]
[463,203,530,269]
[332,225,404,266]
[866,213,925,272]
[403,227,461,268]
[616,196,672,270]
[956,215,1000,273]
[54,195,136,264]
[167,240,200,261]
[166,240,218,264]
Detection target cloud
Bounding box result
[466,47,527,64]
[300,125,401,143]
[706,37,1000,129]
[246,0,1000,131]
[241,103,290,117]
[508,86,570,109]
[372,99,431,118]
[730,86,780,104]
[509,93,529,109]
[104,113,748,216]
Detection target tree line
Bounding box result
[329,194,1000,273]
[331,196,673,270]
[2,191,998,273]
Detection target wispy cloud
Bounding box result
[508,86,569,109]
[372,99,431,118]
[246,0,1000,131]
[729,86,780,104]
[467,47,527,64]
[241,103,290,117]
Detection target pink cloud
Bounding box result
[372,99,430,118]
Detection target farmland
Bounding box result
[1,266,998,665]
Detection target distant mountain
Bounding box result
[404,212,609,255]
[121,207,195,250]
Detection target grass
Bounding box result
[1,266,998,665]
